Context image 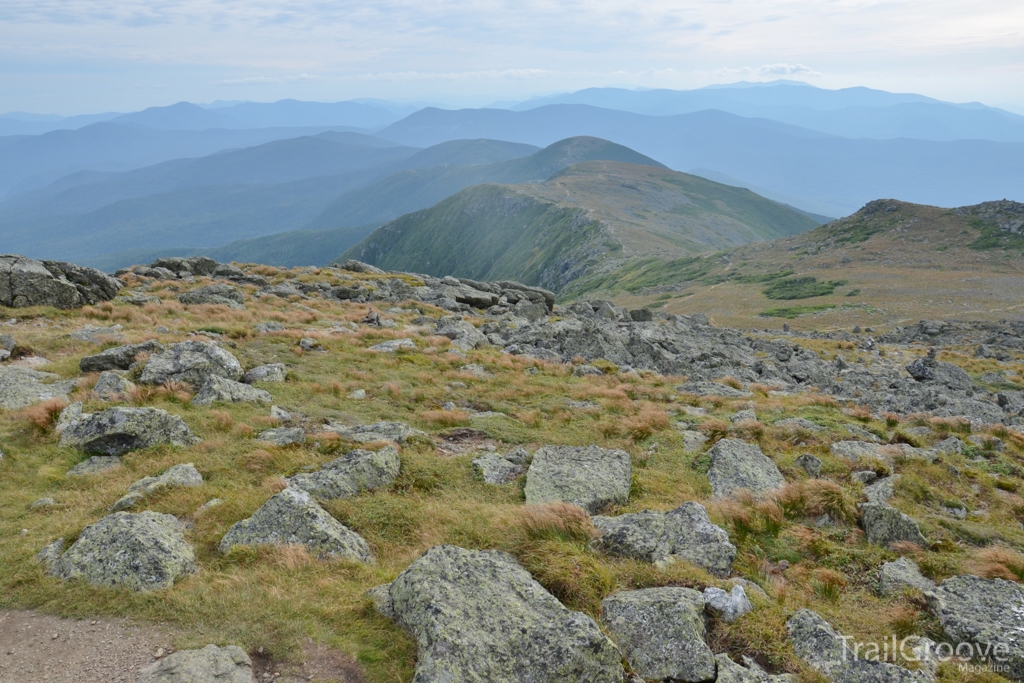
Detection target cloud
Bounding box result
[216,73,323,86]
[714,63,823,80]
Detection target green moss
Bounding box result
[762,277,847,300]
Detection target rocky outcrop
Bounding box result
[324,421,422,444]
[592,502,736,576]
[600,587,715,682]
[0,255,121,309]
[192,376,272,406]
[0,366,76,410]
[877,557,934,595]
[523,445,632,513]
[219,487,372,562]
[80,340,164,373]
[178,284,245,309]
[137,644,253,683]
[927,575,1024,681]
[472,447,531,484]
[860,503,927,547]
[374,545,624,682]
[139,341,244,386]
[59,407,200,456]
[41,511,197,591]
[287,447,400,500]
[111,463,204,511]
[707,438,785,498]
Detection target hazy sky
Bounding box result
[2,0,1023,114]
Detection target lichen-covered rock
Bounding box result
[192,375,272,406]
[178,284,245,309]
[93,371,135,400]
[0,254,121,309]
[906,354,974,391]
[288,447,400,500]
[68,455,123,476]
[877,557,934,595]
[257,427,306,446]
[831,440,884,461]
[139,341,244,386]
[378,544,624,682]
[111,463,204,511]
[703,584,753,622]
[0,366,76,410]
[472,447,530,484]
[137,644,253,683]
[524,445,631,513]
[242,363,286,384]
[592,502,736,576]
[927,575,1024,681]
[707,438,785,498]
[59,407,200,456]
[601,587,714,682]
[43,511,197,591]
[776,417,824,433]
[680,430,708,452]
[677,381,751,398]
[325,421,422,444]
[935,436,965,455]
[715,654,796,683]
[219,487,372,562]
[860,503,927,547]
[368,338,416,352]
[80,340,164,373]
[787,608,933,682]
[55,401,85,434]
[864,476,898,504]
[796,453,822,477]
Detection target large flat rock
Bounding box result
[707,438,785,498]
[59,407,200,456]
[524,445,632,513]
[139,341,243,386]
[0,366,75,410]
[288,447,400,500]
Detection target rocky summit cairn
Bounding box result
[591,502,736,576]
[191,375,272,406]
[0,366,76,410]
[219,487,373,562]
[787,609,933,683]
[0,254,121,309]
[137,644,253,683]
[373,545,624,682]
[600,587,715,682]
[111,463,204,511]
[40,511,197,592]
[288,447,400,500]
[860,502,927,547]
[59,407,201,456]
[523,445,632,513]
[79,339,164,373]
[707,438,786,498]
[927,575,1024,680]
[139,340,244,386]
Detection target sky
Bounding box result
[1,0,1023,115]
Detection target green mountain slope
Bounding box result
[340,161,821,291]
[305,136,665,229]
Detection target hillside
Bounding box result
[307,136,664,229]
[340,161,821,291]
[580,198,1024,330]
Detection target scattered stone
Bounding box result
[270,405,291,421]
[707,438,785,498]
[376,545,624,682]
[845,424,882,442]
[680,430,708,452]
[347,388,366,400]
[472,447,531,484]
[927,575,1024,681]
[298,337,323,352]
[715,654,795,683]
[29,497,57,510]
[115,292,160,306]
[254,321,285,334]
[93,371,135,401]
[257,427,306,446]
[775,417,824,433]
[796,453,822,477]
[831,440,884,461]
[592,502,736,577]
[968,434,1004,451]
[192,375,272,406]
[601,587,714,682]
[860,503,927,547]
[55,401,84,434]
[67,325,127,344]
[42,511,197,591]
[219,487,373,562]
[864,476,897,504]
[731,409,758,423]
[288,447,400,500]
[573,364,603,377]
[878,557,935,595]
[242,363,286,384]
[524,445,632,513]
[139,341,243,386]
[677,381,751,398]
[0,366,75,409]
[338,259,384,274]
[137,644,253,683]
[325,421,422,444]
[935,436,965,455]
[906,352,974,391]
[703,584,753,622]
[59,407,200,456]
[111,463,204,511]
[460,363,490,378]
[851,470,878,485]
[0,255,122,309]
[178,284,245,309]
[368,338,416,352]
[67,455,122,476]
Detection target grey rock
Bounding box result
[906,354,974,391]
[140,341,244,386]
[0,255,121,309]
[707,438,785,498]
[776,417,824,433]
[43,511,197,591]
[592,502,736,577]
[114,292,160,306]
[111,463,204,511]
[0,366,76,410]
[877,557,935,595]
[338,259,384,274]
[601,587,714,682]
[178,283,245,309]
[30,497,57,510]
[242,363,286,384]
[298,337,323,352]
[573,364,603,377]
[254,321,285,334]
[715,654,795,683]
[55,401,85,434]
[137,644,253,683]
[787,608,932,683]
[219,487,372,562]
[524,445,632,513]
[731,409,758,423]
[257,427,306,446]
[67,325,126,344]
[703,584,753,622]
[678,381,751,398]
[379,544,624,682]
[845,424,882,442]
[60,407,200,456]
[192,375,272,406]
[269,405,292,421]
[67,455,122,476]
[852,470,878,485]
[288,446,400,500]
[325,421,422,444]
[93,371,135,400]
[368,338,416,352]
[864,476,897,504]
[927,574,1024,681]
[860,503,927,547]
[680,429,709,452]
[347,389,366,400]
[935,436,965,455]
[796,453,822,477]
[831,440,884,461]
[472,448,530,484]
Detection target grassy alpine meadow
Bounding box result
[1,268,1023,682]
